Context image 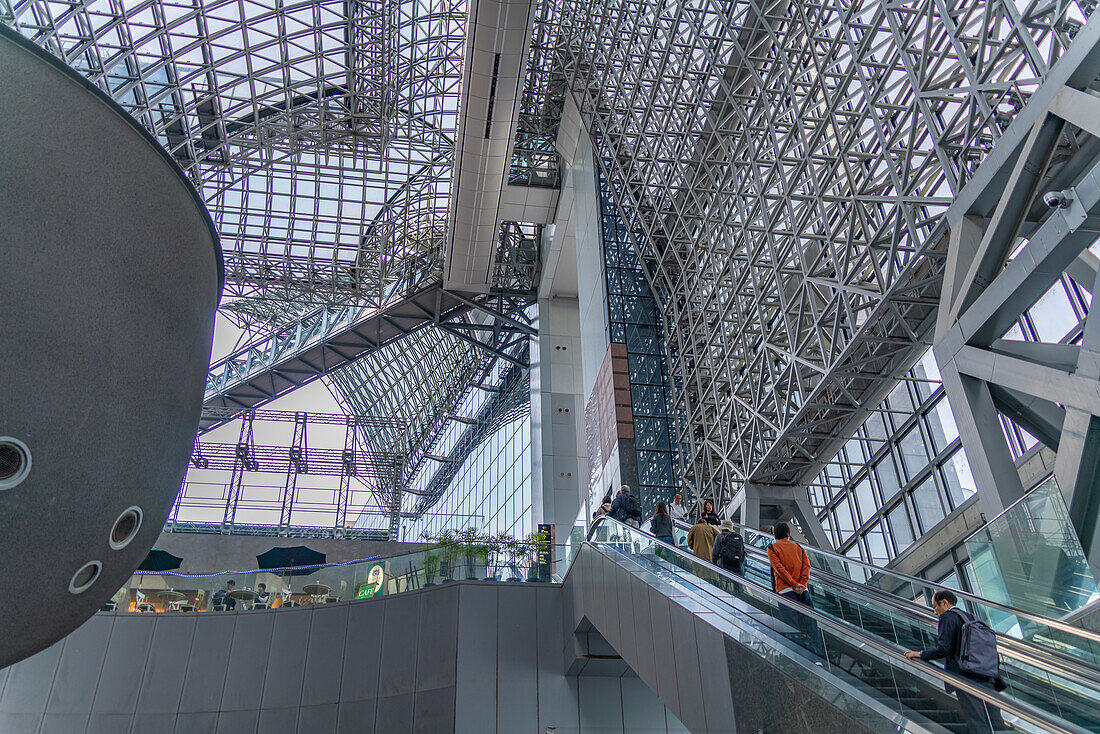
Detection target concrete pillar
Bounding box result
[742,488,761,530]
[530,296,587,562]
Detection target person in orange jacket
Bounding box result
[767,522,824,659]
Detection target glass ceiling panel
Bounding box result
[3,0,467,304]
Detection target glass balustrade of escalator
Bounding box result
[585,516,1091,734]
[670,516,1100,677]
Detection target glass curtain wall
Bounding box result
[806,351,977,565]
[401,374,533,542]
[597,168,680,512]
[805,269,1090,574]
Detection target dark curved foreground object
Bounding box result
[0,24,222,667]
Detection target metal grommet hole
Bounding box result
[69,561,102,594]
[0,437,31,490]
[110,507,142,550]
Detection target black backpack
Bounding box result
[949,609,1000,679]
[622,492,642,520]
[720,532,745,570]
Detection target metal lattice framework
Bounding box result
[560,0,1093,506]
[1,0,464,303]
[168,409,410,536]
[510,0,565,187]
[331,328,479,461]
[1,0,549,535]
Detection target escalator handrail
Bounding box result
[586,515,1091,734]
[674,517,1100,647]
[728,529,1100,691]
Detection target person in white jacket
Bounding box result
[669,492,688,523]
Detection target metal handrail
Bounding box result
[725,530,1100,691]
[585,516,1090,734]
[677,517,1100,646]
[674,517,1100,688]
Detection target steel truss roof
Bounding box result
[2,0,465,303]
[560,0,1092,500]
[1,0,552,533]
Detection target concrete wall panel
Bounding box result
[93,615,155,716]
[135,614,195,715]
[301,604,347,706]
[2,580,685,734]
[261,607,311,709]
[46,615,113,715]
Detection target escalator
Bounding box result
[666,518,1100,732]
[672,518,1100,673]
[575,516,1099,734]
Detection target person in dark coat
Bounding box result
[649,502,675,545]
[905,590,1006,734]
[711,521,745,575]
[212,579,236,611]
[610,485,644,528]
[699,499,720,526]
[255,583,270,607]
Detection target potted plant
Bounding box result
[458,528,491,580]
[422,551,439,587]
[524,531,548,582]
[485,533,505,580]
[501,535,524,581]
[434,529,460,582]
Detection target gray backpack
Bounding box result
[950,609,1000,679]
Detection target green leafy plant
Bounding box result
[524,531,549,581]
[484,533,505,578]
[457,528,488,579]
[497,534,525,581]
[422,551,439,586]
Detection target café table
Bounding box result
[301,583,330,604]
[228,588,257,610]
[158,589,187,611]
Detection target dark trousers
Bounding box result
[954,676,1005,734]
[777,590,825,657]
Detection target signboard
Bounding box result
[356,562,385,599]
[536,524,553,582]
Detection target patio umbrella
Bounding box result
[134,548,184,608]
[137,547,183,572]
[256,545,326,576]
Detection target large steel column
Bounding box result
[221,411,257,533]
[935,21,1100,574]
[278,412,308,535]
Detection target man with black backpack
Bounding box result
[712,520,745,593]
[712,520,745,575]
[905,589,1007,734]
[609,484,644,528]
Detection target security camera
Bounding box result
[1044,190,1072,209]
